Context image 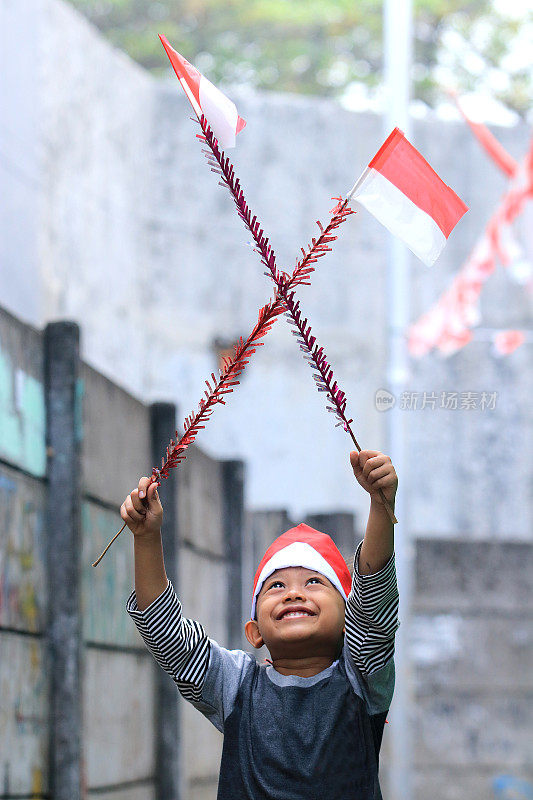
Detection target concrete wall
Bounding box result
[0,305,239,799]
[1,0,530,537]
[0,309,48,795]
[411,539,533,800]
[79,362,156,797]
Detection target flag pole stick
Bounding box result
[384,0,413,797]
[346,167,371,203]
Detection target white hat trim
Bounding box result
[251,541,348,619]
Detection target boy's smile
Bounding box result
[277,606,316,619]
[244,566,346,676]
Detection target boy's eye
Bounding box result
[267,577,322,590]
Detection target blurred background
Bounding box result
[0,0,531,798]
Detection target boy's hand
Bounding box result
[120,476,163,538]
[350,450,398,506]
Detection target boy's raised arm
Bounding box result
[343,451,399,679]
[122,476,211,703]
[349,451,397,575]
[120,476,168,610]
[122,476,252,727]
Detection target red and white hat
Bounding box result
[250,523,352,620]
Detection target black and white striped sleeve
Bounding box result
[344,539,400,676]
[126,580,210,703]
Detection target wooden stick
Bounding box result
[92,521,127,567]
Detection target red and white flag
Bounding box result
[348,128,468,266]
[159,34,246,150]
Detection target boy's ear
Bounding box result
[245,619,264,649]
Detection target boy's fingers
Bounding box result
[362,456,384,478]
[130,488,147,515]
[352,451,396,495]
[138,476,151,499]
[358,450,379,471]
[363,454,390,478]
[121,500,136,528]
[359,449,381,462]
[374,475,397,490]
[349,451,362,472]
[367,464,391,483]
[146,482,162,512]
[125,494,144,522]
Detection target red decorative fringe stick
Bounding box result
[151,194,353,487]
[198,117,397,524]
[92,189,353,566]
[93,301,281,566]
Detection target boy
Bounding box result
[123,450,399,799]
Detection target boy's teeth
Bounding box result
[283,611,311,618]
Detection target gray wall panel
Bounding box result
[0,632,49,796]
[0,466,47,633]
[82,500,141,648]
[84,649,155,788]
[81,364,151,509]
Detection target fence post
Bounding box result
[150,402,180,800]
[222,460,245,648]
[44,321,82,800]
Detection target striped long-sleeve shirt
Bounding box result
[126,539,399,705]
[345,539,400,675]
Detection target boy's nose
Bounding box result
[282,586,306,601]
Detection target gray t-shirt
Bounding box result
[192,639,393,799]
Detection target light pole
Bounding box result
[383,1,414,798]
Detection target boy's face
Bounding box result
[245,566,346,660]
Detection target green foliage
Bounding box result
[67,0,532,117]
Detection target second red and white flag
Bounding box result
[348,127,468,266]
